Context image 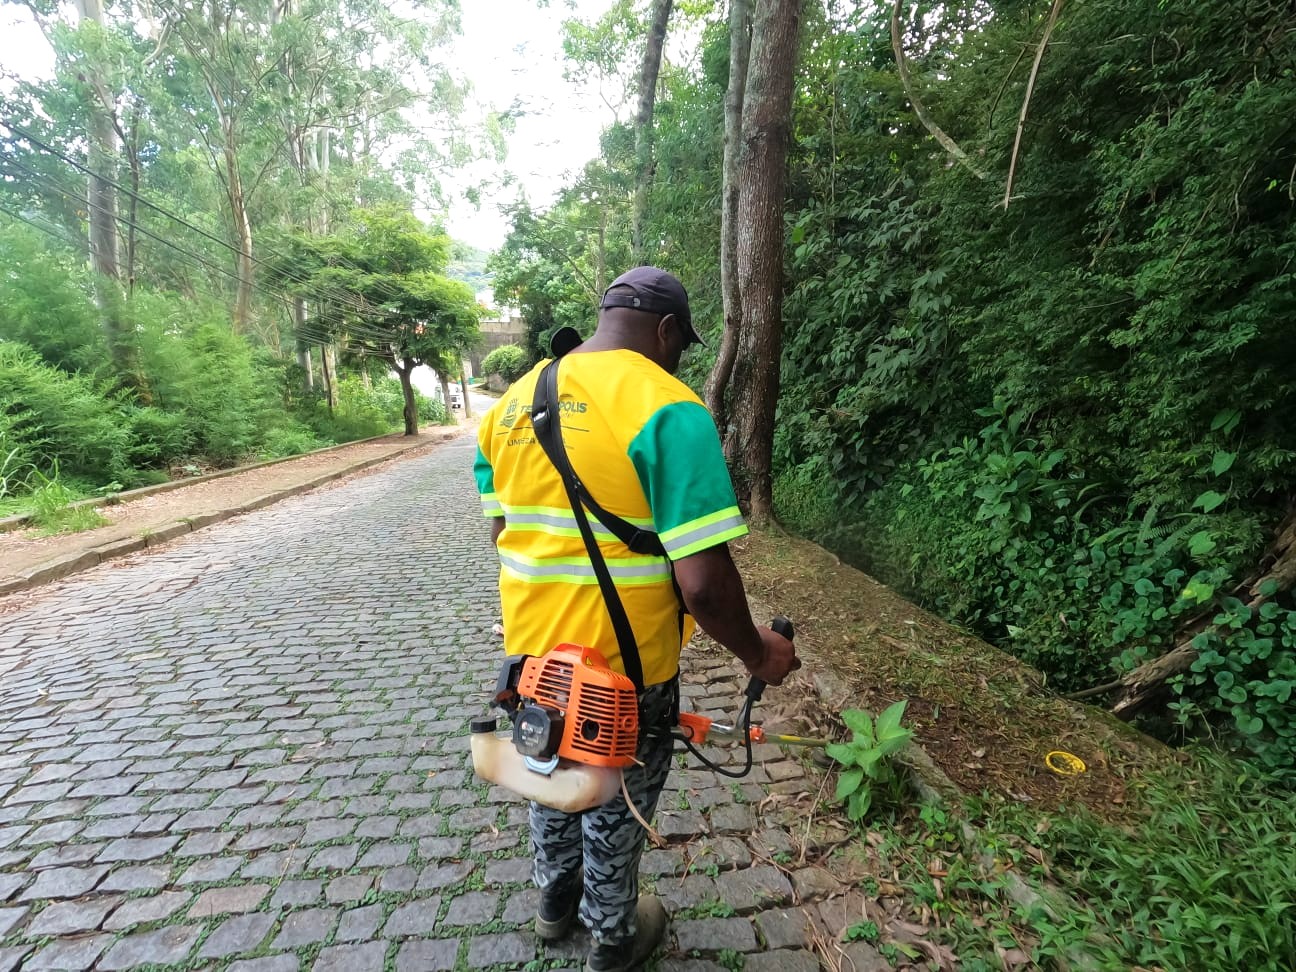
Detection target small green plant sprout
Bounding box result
[715,947,745,971]
[843,920,880,942]
[826,701,914,822]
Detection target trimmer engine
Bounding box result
[471,619,811,812]
[494,645,639,770]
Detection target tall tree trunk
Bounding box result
[293,299,313,391]
[226,140,255,332]
[729,0,802,524]
[596,208,607,294]
[123,105,142,295]
[319,343,335,415]
[459,364,473,419]
[704,0,752,432]
[191,8,255,335]
[296,342,314,391]
[398,358,419,436]
[439,372,454,424]
[74,0,135,388]
[324,344,339,410]
[78,1,119,285]
[75,0,154,400]
[631,0,674,264]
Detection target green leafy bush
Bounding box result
[121,405,196,469]
[772,456,836,537]
[762,0,1296,778]
[26,467,107,535]
[0,412,37,500]
[258,425,326,460]
[481,344,530,383]
[0,340,132,483]
[1170,584,1296,782]
[307,375,406,442]
[0,222,109,375]
[418,394,447,424]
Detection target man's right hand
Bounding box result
[746,625,800,686]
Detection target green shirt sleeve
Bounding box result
[627,400,748,560]
[474,442,502,518]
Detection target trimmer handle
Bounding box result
[744,616,795,704]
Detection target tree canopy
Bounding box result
[274,208,482,434]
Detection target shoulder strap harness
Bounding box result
[530,357,672,692]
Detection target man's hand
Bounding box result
[676,545,801,686]
[746,625,800,686]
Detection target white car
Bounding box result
[450,390,463,410]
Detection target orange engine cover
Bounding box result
[517,644,639,769]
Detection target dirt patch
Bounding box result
[734,529,1177,820]
[0,426,467,584]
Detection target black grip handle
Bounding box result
[744,616,795,704]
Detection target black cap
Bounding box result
[469,716,498,734]
[599,266,704,346]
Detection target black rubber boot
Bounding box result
[584,895,667,972]
[535,872,582,941]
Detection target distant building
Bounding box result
[471,312,526,375]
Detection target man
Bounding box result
[474,266,799,972]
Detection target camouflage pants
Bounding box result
[530,679,676,945]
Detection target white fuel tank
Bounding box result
[470,719,621,813]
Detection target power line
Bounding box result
[0,201,447,388]
[0,202,420,403]
[2,121,320,292]
[0,154,409,346]
[5,116,478,327]
[0,200,323,358]
[0,199,86,250]
[0,121,407,319]
[0,201,419,371]
[0,122,463,348]
[1,154,308,316]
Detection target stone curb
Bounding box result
[0,430,462,596]
[0,430,411,535]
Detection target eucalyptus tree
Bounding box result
[158,0,468,332]
[631,0,674,262]
[702,0,750,427]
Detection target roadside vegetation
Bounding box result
[0,264,447,523]
[494,1,1296,788]
[1,0,482,522]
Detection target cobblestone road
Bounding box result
[0,436,881,972]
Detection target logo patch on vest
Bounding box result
[499,398,518,429]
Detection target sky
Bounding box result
[0,0,617,252]
[440,0,614,250]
